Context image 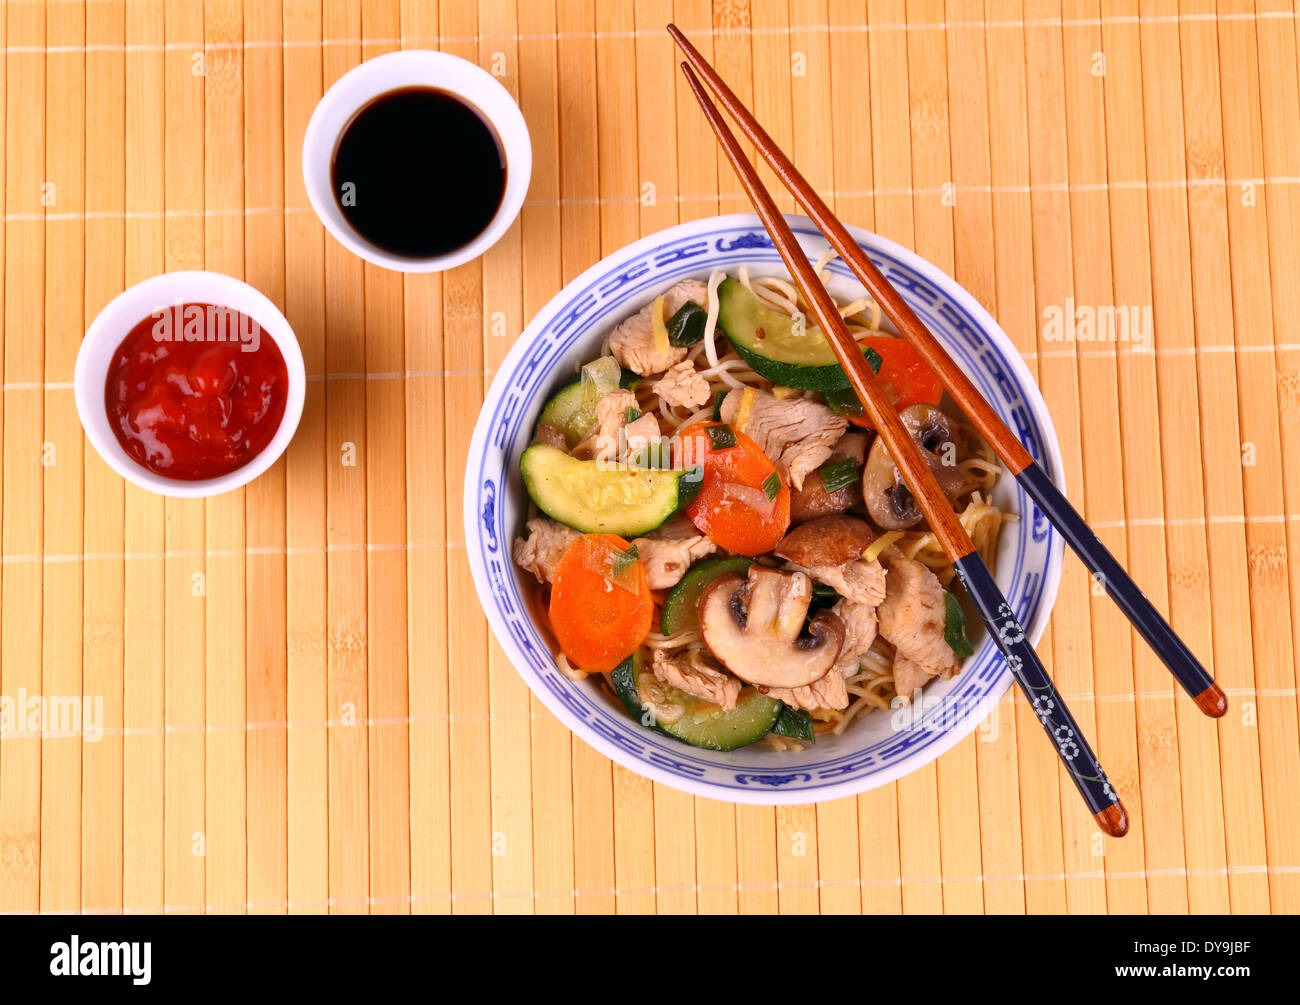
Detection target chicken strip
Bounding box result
[573,388,660,463]
[878,555,961,702]
[652,360,711,410]
[512,517,580,584]
[631,538,718,590]
[652,648,742,711]
[765,668,849,713]
[720,387,847,490]
[607,279,709,376]
[831,596,878,677]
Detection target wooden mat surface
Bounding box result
[1,0,1298,915]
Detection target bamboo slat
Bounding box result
[438,0,493,917]
[121,0,166,914]
[1144,0,1275,917]
[0,0,1294,916]
[283,0,331,915]
[515,0,574,915]
[559,0,618,917]
[1060,0,1149,914]
[480,0,533,916]
[41,0,84,916]
[161,0,205,917]
[243,0,288,917]
[1185,0,1263,915]
[1240,0,1300,914]
[1024,0,1116,913]
[1149,0,1227,916]
[1,0,45,916]
[944,3,1024,917]
[361,0,412,917]
[203,0,248,918]
[321,0,369,916]
[82,0,126,917]
[982,1,1063,915]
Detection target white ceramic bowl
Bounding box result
[465,214,1065,805]
[74,270,306,498]
[301,49,532,273]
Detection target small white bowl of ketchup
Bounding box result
[75,271,306,497]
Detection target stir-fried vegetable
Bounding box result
[717,277,878,391]
[771,705,816,741]
[659,555,755,635]
[943,592,974,659]
[510,270,1012,755]
[677,420,791,556]
[520,444,700,537]
[667,300,708,347]
[537,358,642,448]
[816,457,859,495]
[610,653,782,752]
[549,534,653,672]
[649,295,672,359]
[834,336,943,429]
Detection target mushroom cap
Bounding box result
[773,515,877,568]
[698,568,846,689]
[789,475,862,524]
[900,403,951,447]
[861,405,966,530]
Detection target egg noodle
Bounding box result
[565,259,1015,745]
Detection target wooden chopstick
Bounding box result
[678,59,1129,838]
[668,23,1225,721]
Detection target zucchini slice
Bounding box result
[659,555,756,636]
[520,444,701,537]
[536,364,641,449]
[717,277,875,393]
[610,653,781,752]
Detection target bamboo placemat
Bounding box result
[0,0,1296,915]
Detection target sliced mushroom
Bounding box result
[774,514,877,568]
[862,404,966,530]
[698,567,846,688]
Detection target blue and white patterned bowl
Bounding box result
[465,214,1065,805]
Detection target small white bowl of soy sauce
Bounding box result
[302,49,531,273]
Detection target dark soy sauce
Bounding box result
[331,87,506,259]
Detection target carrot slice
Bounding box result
[549,534,653,672]
[845,336,944,429]
[677,420,791,556]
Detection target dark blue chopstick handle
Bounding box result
[1015,462,1222,713]
[952,552,1121,818]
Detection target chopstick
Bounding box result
[678,60,1129,838]
[669,24,1225,722]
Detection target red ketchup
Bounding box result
[105,303,288,480]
